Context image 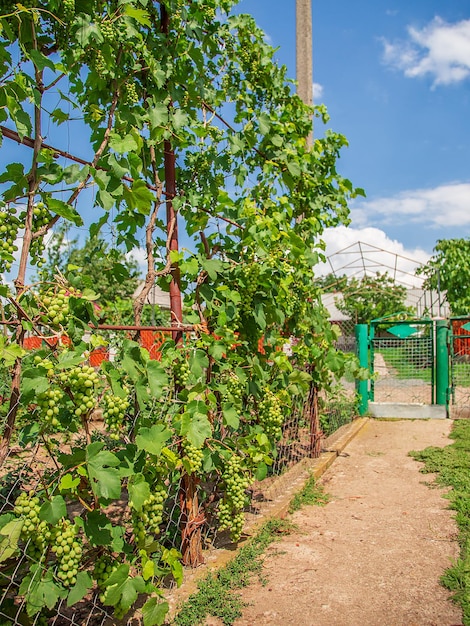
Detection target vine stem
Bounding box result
[0,20,44,466]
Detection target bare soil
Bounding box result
[230,419,463,626]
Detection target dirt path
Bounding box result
[232,419,463,626]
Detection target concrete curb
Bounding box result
[167,417,369,618]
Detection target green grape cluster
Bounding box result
[173,360,190,387]
[27,202,52,267]
[14,492,41,539]
[36,387,63,429]
[182,439,204,474]
[132,483,167,542]
[238,262,260,317]
[94,554,120,588]
[13,493,52,561]
[27,520,53,563]
[58,365,100,418]
[99,19,115,42]
[218,455,251,541]
[33,355,55,378]
[41,288,70,327]
[62,0,75,22]
[0,205,20,272]
[51,520,82,587]
[258,388,285,441]
[221,371,244,405]
[102,393,130,440]
[125,81,139,105]
[94,50,108,79]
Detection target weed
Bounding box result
[410,419,470,625]
[172,519,294,626]
[288,474,330,513]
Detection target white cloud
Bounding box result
[313,82,324,100]
[127,247,148,273]
[382,17,470,86]
[351,182,470,229]
[316,225,429,288]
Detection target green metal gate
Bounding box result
[449,317,470,418]
[369,318,435,405]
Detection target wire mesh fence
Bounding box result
[0,327,358,626]
[371,335,433,404]
[450,318,470,418]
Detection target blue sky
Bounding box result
[2,1,470,283]
[237,0,470,274]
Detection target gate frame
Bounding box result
[355,317,450,418]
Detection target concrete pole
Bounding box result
[296,0,313,145]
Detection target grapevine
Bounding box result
[238,262,260,318]
[101,393,130,440]
[125,81,139,106]
[62,0,75,22]
[218,455,251,541]
[99,18,115,43]
[33,355,55,378]
[27,202,52,268]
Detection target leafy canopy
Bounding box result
[336,273,411,323]
[417,238,470,316]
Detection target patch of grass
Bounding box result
[172,518,295,626]
[410,419,470,625]
[288,474,330,513]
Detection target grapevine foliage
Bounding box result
[0,0,365,623]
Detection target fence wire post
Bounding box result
[435,319,450,415]
[355,324,369,416]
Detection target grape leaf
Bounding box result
[67,572,93,607]
[142,597,169,626]
[0,518,23,563]
[86,443,121,501]
[39,495,66,525]
[128,473,150,512]
[135,425,172,457]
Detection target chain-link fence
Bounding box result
[450,318,470,418]
[371,334,433,404]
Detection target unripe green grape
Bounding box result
[102,393,130,440]
[182,439,204,474]
[132,482,167,542]
[173,360,190,387]
[51,520,82,588]
[218,455,251,541]
[36,387,62,429]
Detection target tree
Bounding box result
[315,273,348,293]
[417,238,470,316]
[336,273,410,323]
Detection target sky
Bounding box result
[2,1,470,285]
[236,0,470,279]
